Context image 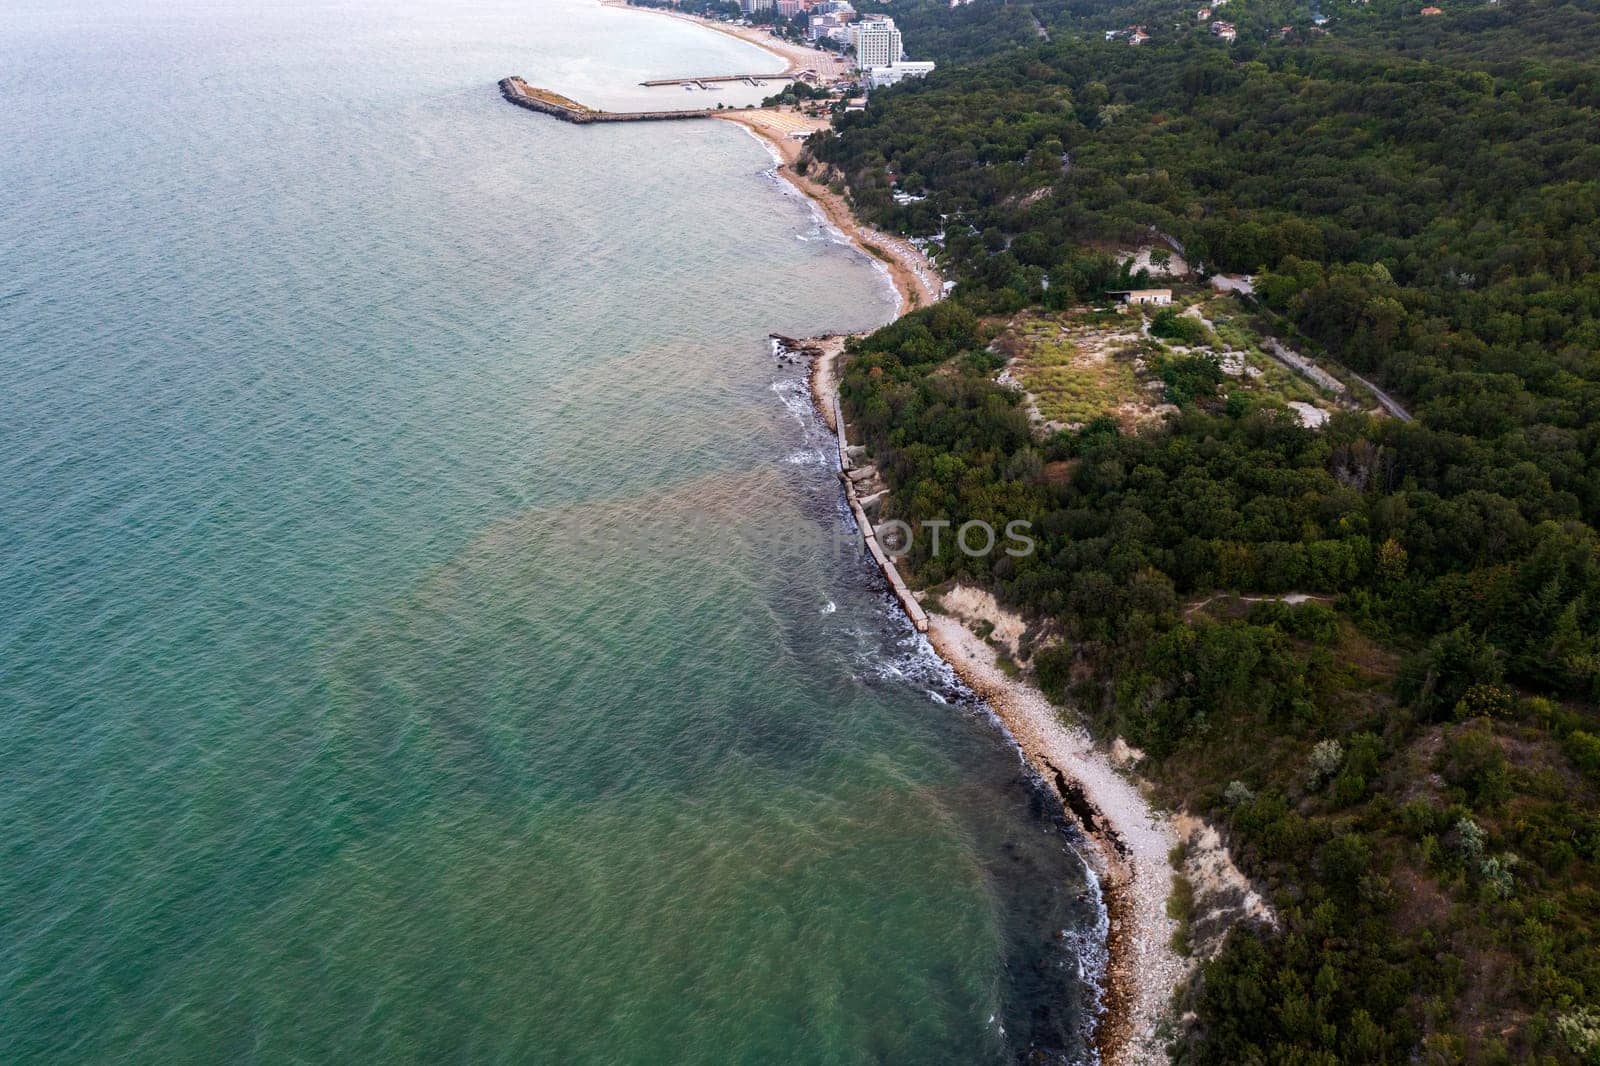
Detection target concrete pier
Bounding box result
[499,77,715,124]
[834,395,928,633]
[639,73,784,87]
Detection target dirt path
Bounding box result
[1347,367,1413,421]
[1183,591,1333,617]
[1261,336,1413,422]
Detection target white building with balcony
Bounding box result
[851,17,902,70]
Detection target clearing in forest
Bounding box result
[994,311,1169,433]
[995,296,1346,435]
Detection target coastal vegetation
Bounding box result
[814,0,1600,1059]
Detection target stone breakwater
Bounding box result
[497,76,944,316]
[778,333,925,633]
[830,392,929,634]
[499,77,714,124]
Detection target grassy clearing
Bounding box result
[1005,314,1148,429]
[1000,296,1350,434]
[1167,871,1195,954]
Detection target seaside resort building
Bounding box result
[852,16,936,88]
[867,62,936,88]
[851,17,902,70]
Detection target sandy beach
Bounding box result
[717,109,944,316]
[915,603,1272,1064]
[600,0,851,82]
[592,2,941,314]
[925,615,1185,1065]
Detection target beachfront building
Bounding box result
[867,61,935,88]
[851,17,902,70]
[808,3,856,43]
[809,11,847,40]
[739,0,773,13]
[776,0,805,16]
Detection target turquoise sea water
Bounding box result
[0,1,1100,1061]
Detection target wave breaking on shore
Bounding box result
[783,332,1277,1065]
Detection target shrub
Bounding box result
[1564,730,1600,786]
[1149,307,1211,346]
[1307,739,1344,790]
[1454,682,1514,720]
[1159,353,1225,406]
[1439,722,1511,809]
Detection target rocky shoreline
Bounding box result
[924,615,1183,1065]
[795,336,1276,1065]
[576,5,1279,1050]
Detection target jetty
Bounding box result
[499,76,714,124]
[640,72,796,87]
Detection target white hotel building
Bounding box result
[851,16,935,89]
[851,17,902,70]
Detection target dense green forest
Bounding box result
[801,0,1600,1060]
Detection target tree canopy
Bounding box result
[812,0,1600,1059]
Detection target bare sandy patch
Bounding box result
[939,583,1029,661]
[1118,245,1189,278]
